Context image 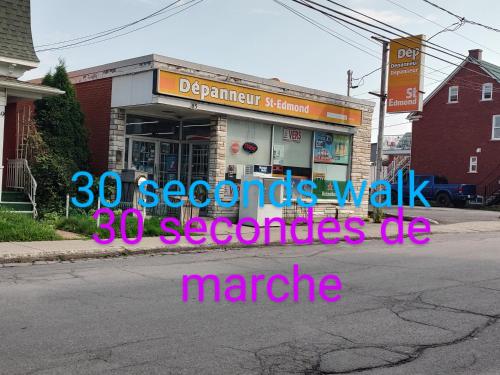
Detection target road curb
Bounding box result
[0,232,439,264]
[382,213,440,225]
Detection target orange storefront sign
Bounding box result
[155,70,362,126]
[387,35,425,113]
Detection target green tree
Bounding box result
[32,60,90,215]
[35,60,89,170]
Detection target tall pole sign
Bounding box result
[387,35,425,113]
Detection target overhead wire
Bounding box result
[289,0,499,83]
[274,0,459,90]
[35,0,183,48]
[272,0,380,60]
[383,0,500,56]
[36,0,204,52]
[422,0,500,34]
[302,0,467,60]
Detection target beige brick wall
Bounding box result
[348,104,374,219]
[206,116,240,218]
[108,108,126,172]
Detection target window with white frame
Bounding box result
[482,83,493,101]
[493,115,500,140]
[448,86,459,103]
[469,156,478,173]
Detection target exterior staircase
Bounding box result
[1,106,38,217]
[484,175,500,206]
[383,155,411,184]
[0,190,34,216]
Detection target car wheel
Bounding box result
[436,193,452,207]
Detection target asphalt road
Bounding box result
[384,206,500,225]
[1,232,500,375]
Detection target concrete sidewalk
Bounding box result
[1,220,499,264]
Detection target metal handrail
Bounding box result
[5,158,37,217]
[384,155,411,183]
[484,174,500,204]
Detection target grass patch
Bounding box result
[56,215,182,239]
[0,210,61,242]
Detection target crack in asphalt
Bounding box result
[223,289,499,375]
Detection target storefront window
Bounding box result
[226,118,272,179]
[313,131,352,200]
[272,126,312,169]
[131,140,156,175]
[224,119,352,202]
[272,126,312,198]
[158,142,178,187]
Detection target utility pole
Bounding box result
[347,69,353,96]
[370,38,389,222]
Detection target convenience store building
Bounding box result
[61,55,374,218]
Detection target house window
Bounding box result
[493,115,500,140]
[482,83,493,101]
[448,86,459,103]
[469,156,478,173]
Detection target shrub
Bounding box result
[0,211,61,242]
[31,153,76,215]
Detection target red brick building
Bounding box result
[411,49,500,204]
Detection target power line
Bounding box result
[352,67,381,86]
[290,0,498,82]
[36,0,203,52]
[272,0,380,60]
[275,1,448,91]
[35,0,182,48]
[274,0,498,100]
[297,2,491,89]
[304,0,467,61]
[422,0,500,33]
[370,122,413,132]
[383,0,500,56]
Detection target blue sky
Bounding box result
[26,0,500,140]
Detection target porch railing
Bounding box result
[5,158,37,217]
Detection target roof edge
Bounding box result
[407,57,500,120]
[35,53,375,108]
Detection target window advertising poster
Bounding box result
[314,132,334,163]
[165,155,178,173]
[333,134,351,165]
[282,127,302,143]
[313,174,347,200]
[312,165,348,200]
[314,132,351,165]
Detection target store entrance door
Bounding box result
[179,142,209,214]
[180,142,209,198]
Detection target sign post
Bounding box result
[373,39,390,222]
